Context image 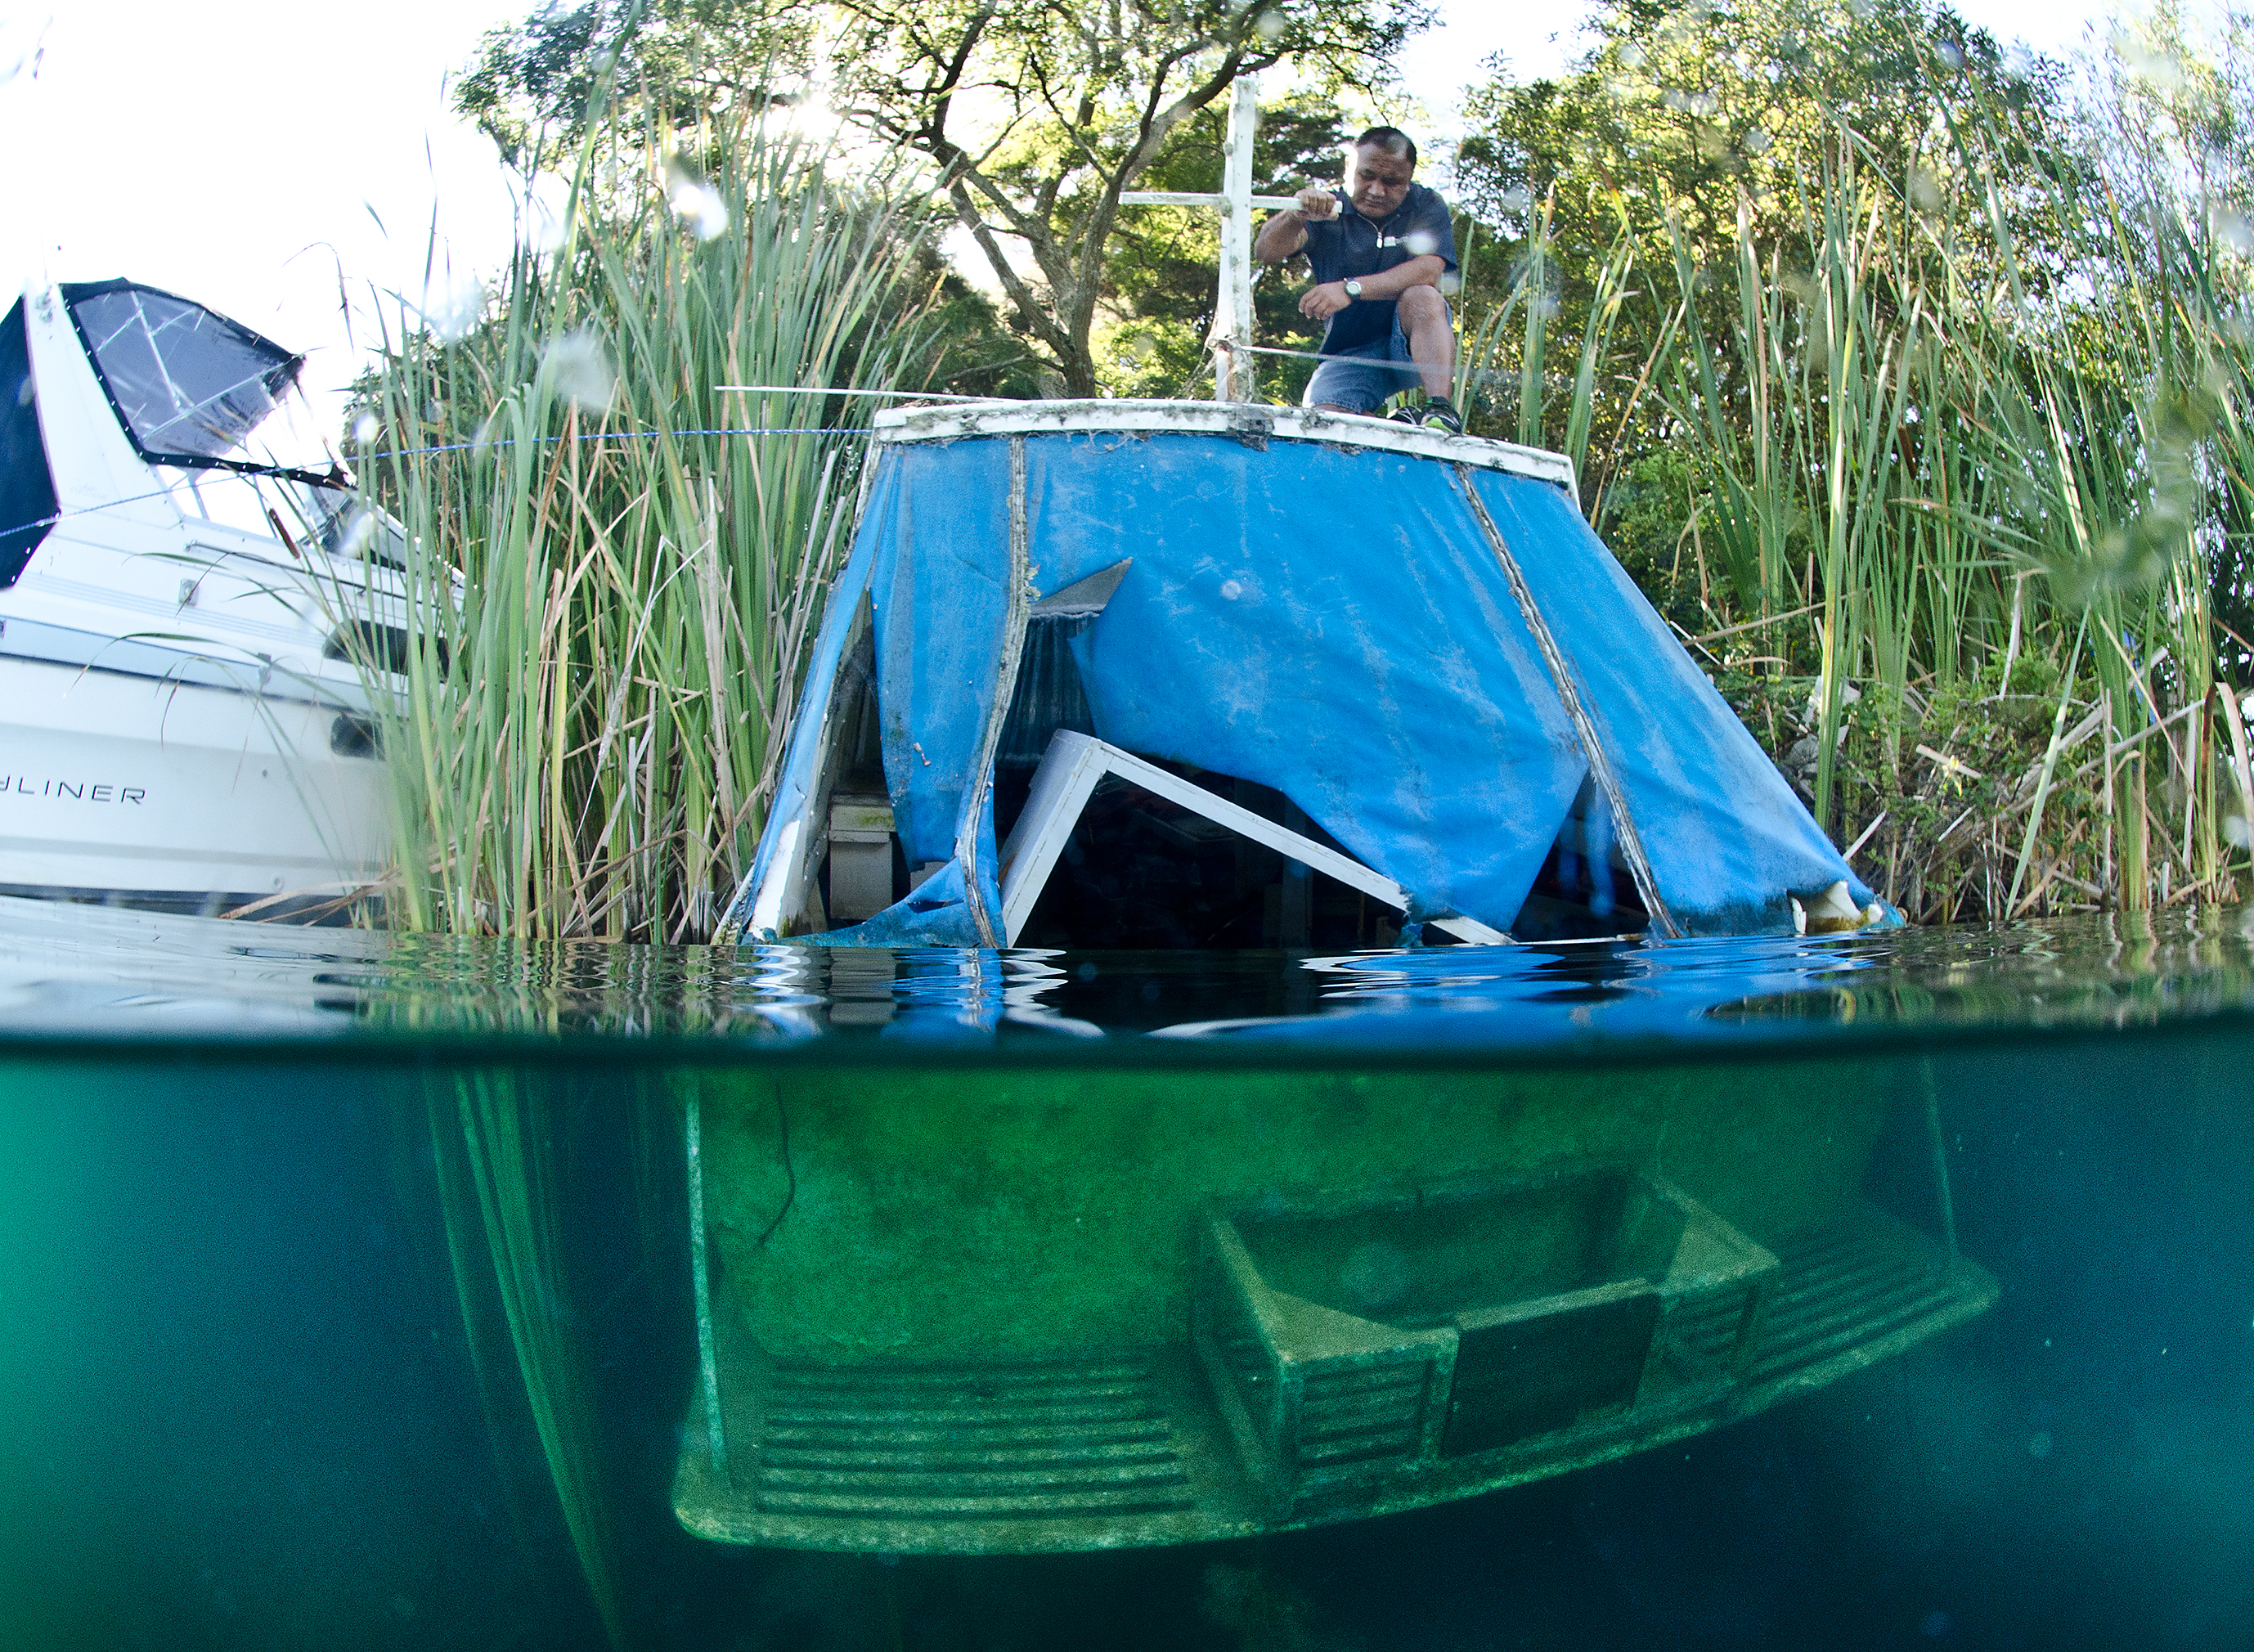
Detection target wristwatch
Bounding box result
[1342,279,1364,300]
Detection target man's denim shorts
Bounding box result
[1303,316,1421,414]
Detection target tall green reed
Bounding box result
[1355,75,2253,922]
[357,115,930,941]
[1622,88,2252,920]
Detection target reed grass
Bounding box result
[356,35,2254,930]
[426,1071,627,1645]
[1457,61,2254,923]
[353,112,932,941]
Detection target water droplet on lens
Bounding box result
[541,330,617,415]
[351,412,380,445]
[665,157,731,242]
[1255,8,1285,42]
[421,273,486,344]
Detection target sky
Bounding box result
[0,0,2147,431]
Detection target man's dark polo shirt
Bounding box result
[1300,182,1459,355]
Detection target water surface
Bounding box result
[2,898,2250,1650]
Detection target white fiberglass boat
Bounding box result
[0,280,402,917]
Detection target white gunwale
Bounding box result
[870,399,1580,495]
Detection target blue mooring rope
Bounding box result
[0,424,871,548]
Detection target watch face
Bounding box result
[1344,281,1363,298]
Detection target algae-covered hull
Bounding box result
[673,1045,1995,1552]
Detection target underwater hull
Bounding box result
[0,654,385,912]
[673,1050,1996,1552]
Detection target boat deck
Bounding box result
[674,1201,1997,1553]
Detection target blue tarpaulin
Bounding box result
[727,418,1883,945]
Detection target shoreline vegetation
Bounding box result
[354,127,944,940]
[350,0,2254,937]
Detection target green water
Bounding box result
[1,898,2251,1648]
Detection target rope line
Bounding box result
[0,427,873,545]
[1210,336,1526,393]
[357,426,860,460]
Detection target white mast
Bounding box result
[1120,77,1297,403]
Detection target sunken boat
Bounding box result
[715,401,1892,949]
[677,403,1995,1555]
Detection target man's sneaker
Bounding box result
[1415,397,1465,435]
[1389,397,1464,436]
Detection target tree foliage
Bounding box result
[456,0,813,168]
[459,0,1429,395]
[1445,0,2090,462]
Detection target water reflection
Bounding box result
[4,894,2254,1049]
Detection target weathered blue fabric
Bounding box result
[754,424,1878,945]
[727,496,882,939]
[1469,469,1881,932]
[1035,433,1585,928]
[873,437,1016,866]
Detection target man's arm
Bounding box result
[1254,184,1340,263]
[1297,254,1448,321]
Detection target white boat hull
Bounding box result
[0,654,386,912]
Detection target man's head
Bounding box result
[1349,127,1417,219]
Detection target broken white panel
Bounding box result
[994,730,1510,946]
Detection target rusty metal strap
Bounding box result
[954,435,1032,945]
[1456,467,1681,939]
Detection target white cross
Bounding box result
[1120,79,1301,403]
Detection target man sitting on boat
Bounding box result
[1254,125,1463,434]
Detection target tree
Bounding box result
[456,0,815,169]
[1446,0,2090,470]
[459,0,1430,397]
[817,0,1427,394]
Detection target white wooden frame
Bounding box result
[995,730,1508,946]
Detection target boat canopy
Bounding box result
[0,300,56,589]
[59,280,308,475]
[721,402,1885,946]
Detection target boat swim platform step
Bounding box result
[672,1201,1998,1554]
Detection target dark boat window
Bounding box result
[0,299,56,589]
[1016,761,1407,949]
[991,612,1099,846]
[60,281,302,469]
[1511,777,1650,942]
